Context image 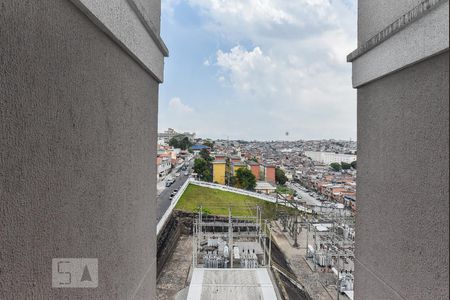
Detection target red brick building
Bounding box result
[264,165,276,184]
[248,161,260,180]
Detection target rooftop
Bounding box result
[186,268,278,300]
[191,145,210,150]
[212,160,226,164]
[255,181,276,190]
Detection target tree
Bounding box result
[330,162,342,171]
[194,158,207,174]
[250,157,258,163]
[235,168,256,191]
[168,137,179,149]
[194,158,212,182]
[341,161,351,170]
[199,148,213,162]
[201,168,213,182]
[351,160,357,169]
[202,139,215,149]
[168,134,192,150]
[229,176,237,187]
[179,136,192,150]
[275,168,288,185]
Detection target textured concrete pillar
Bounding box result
[348,1,449,299]
[0,0,166,299]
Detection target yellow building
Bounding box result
[212,160,226,184]
[232,162,246,175]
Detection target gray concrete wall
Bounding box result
[133,0,162,34]
[355,51,449,299]
[0,0,161,299]
[350,0,449,88]
[358,0,423,44]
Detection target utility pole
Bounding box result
[193,219,197,268]
[263,220,267,266]
[293,213,299,248]
[306,221,309,255]
[314,225,317,271]
[227,136,230,187]
[229,207,233,269]
[199,205,203,244]
[268,222,272,267]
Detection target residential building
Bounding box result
[232,161,246,175]
[248,161,260,180]
[304,151,357,165]
[190,144,210,155]
[255,181,276,194]
[212,160,226,185]
[348,0,448,298]
[230,156,242,163]
[158,128,196,143]
[1,0,167,298]
[264,165,276,184]
[214,153,227,161]
[343,195,357,212]
[157,156,171,179]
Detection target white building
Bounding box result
[158,128,196,143]
[255,181,276,194]
[157,157,171,179]
[304,151,356,165]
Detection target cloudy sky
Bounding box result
[158,0,357,141]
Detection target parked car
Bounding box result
[165,178,176,187]
[184,172,189,176]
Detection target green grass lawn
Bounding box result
[175,184,295,220]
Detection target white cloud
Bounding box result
[168,97,194,113]
[162,0,180,17]
[161,0,358,140]
[190,0,357,139]
[216,46,277,96]
[189,0,294,26]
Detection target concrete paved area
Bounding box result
[187,268,278,300]
[157,235,193,300]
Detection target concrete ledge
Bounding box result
[127,0,169,56]
[348,0,446,62]
[70,0,167,82]
[349,0,449,87]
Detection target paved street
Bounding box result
[156,159,194,221]
[288,182,323,207]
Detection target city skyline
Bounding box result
[159,126,357,143]
[158,0,357,141]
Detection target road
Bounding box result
[156,159,194,222]
[287,182,323,207]
[288,182,353,216]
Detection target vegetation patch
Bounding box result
[175,184,295,220]
[276,185,295,196]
